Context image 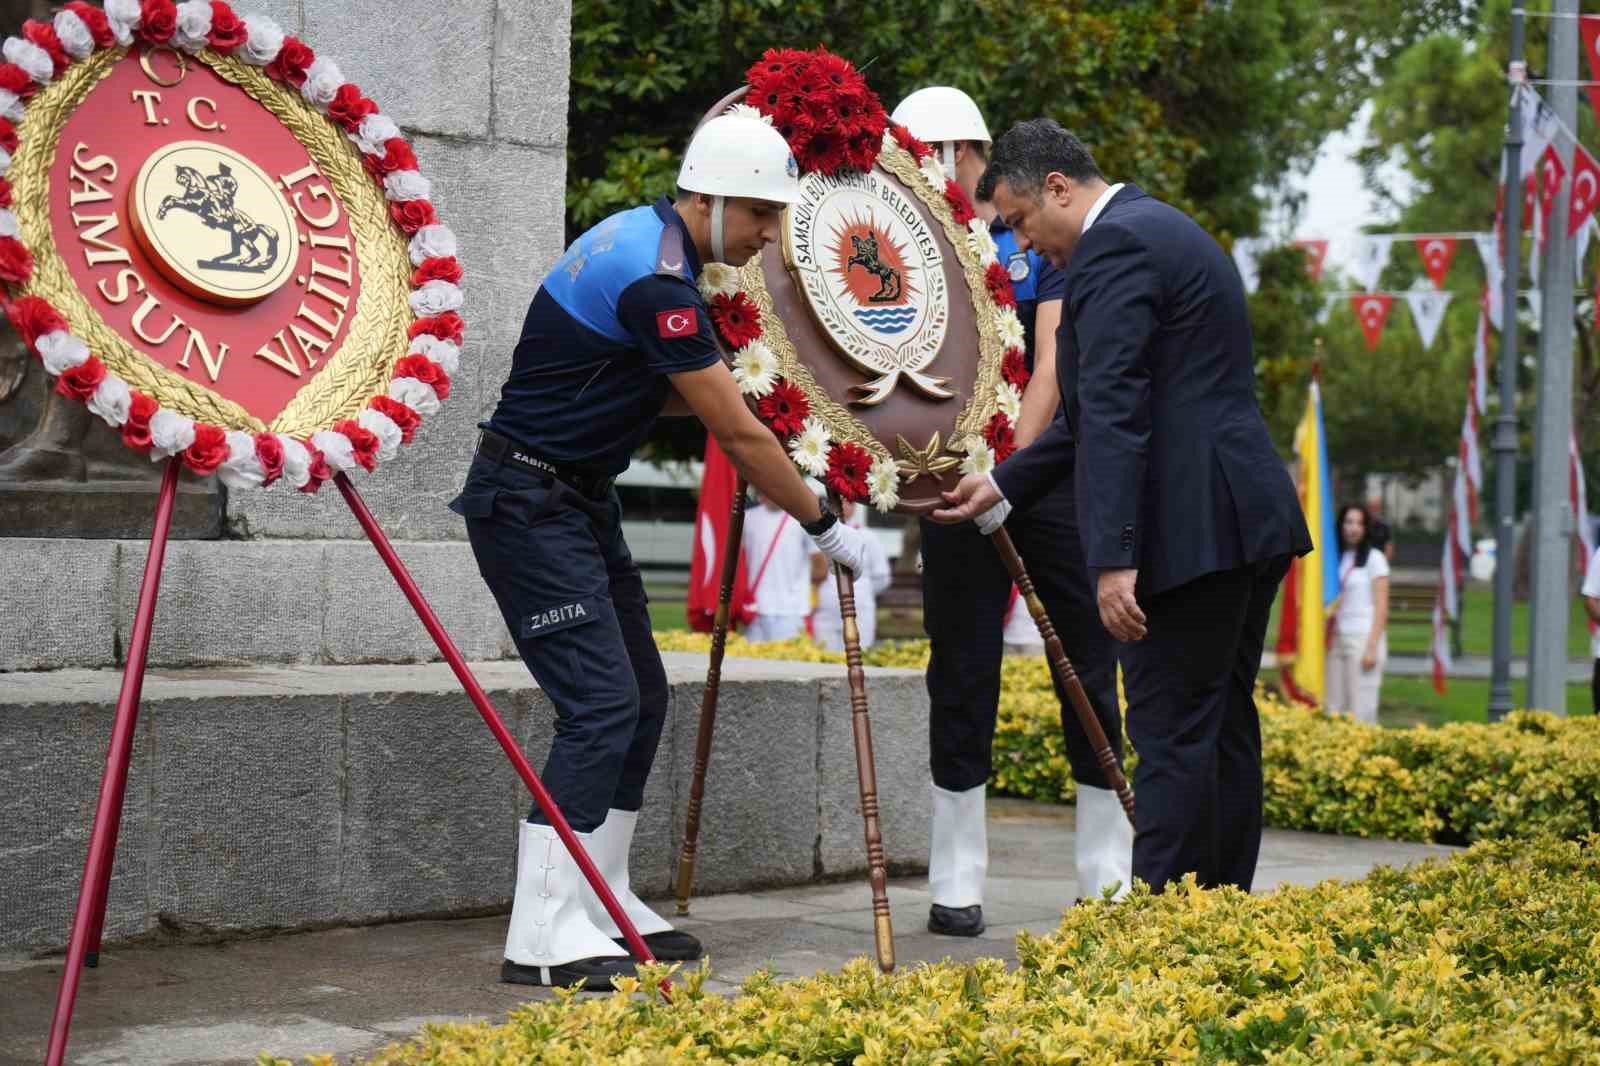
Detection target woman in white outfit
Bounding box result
[1326,504,1389,723]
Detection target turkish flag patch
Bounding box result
[656,307,699,339]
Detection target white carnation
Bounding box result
[0,209,17,237]
[311,428,358,473]
[4,36,55,84]
[217,430,267,490]
[387,376,439,417]
[300,56,344,107]
[382,169,432,202]
[358,408,402,461]
[731,340,777,398]
[996,308,1026,350]
[699,261,741,300]
[36,330,90,375]
[996,381,1022,422]
[239,15,284,65]
[0,90,23,123]
[277,435,312,489]
[354,113,402,155]
[967,217,997,266]
[723,102,772,125]
[408,224,457,266]
[104,0,140,47]
[788,417,832,478]
[172,1,213,53]
[149,409,196,459]
[868,454,901,512]
[87,374,131,427]
[407,333,459,375]
[959,440,996,477]
[52,10,96,60]
[408,279,463,317]
[919,156,945,191]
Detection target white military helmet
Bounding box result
[678,113,802,263]
[891,86,991,175]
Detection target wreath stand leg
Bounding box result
[46,458,181,1066]
[331,474,659,972]
[986,528,1135,826]
[674,479,748,916]
[829,489,896,974]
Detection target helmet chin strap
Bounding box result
[711,194,727,263]
[942,141,957,177]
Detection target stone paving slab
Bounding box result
[0,798,1458,1066]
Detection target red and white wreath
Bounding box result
[0,0,462,492]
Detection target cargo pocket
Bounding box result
[448,489,497,519]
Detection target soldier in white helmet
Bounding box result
[450,114,873,989]
[892,88,1130,936]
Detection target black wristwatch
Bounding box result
[801,507,838,537]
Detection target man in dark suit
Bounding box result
[934,119,1311,894]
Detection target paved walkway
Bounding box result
[0,799,1457,1066]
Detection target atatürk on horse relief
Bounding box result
[157,162,281,273]
[846,231,902,303]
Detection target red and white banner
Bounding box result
[1574,428,1599,641]
[1351,293,1394,352]
[1569,144,1600,238]
[1295,238,1330,282]
[686,435,756,633]
[1581,16,1600,125]
[1415,236,1458,290]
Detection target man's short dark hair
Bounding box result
[975,118,1103,203]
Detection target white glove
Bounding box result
[812,518,870,578]
[974,475,1012,535]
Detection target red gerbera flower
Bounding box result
[984,412,1016,462]
[825,441,872,502]
[985,260,1017,309]
[1001,348,1031,390]
[757,378,810,438]
[709,292,762,349]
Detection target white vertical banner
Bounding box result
[1349,235,1394,292]
[1405,289,1452,351]
[1472,302,1489,416]
[1474,232,1504,331]
[1520,84,1559,179]
[1577,216,1596,284]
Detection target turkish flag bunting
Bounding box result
[1350,293,1394,352]
[1294,238,1329,282]
[1414,236,1458,290]
[1581,16,1600,125]
[1538,144,1566,223]
[1569,144,1600,237]
[685,434,756,633]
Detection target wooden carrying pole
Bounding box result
[987,527,1136,827]
[674,478,748,915]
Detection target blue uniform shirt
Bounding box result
[990,217,1065,368]
[487,197,722,474]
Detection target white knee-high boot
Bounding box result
[928,782,987,907]
[1075,784,1133,901]
[583,808,672,937]
[503,822,626,981]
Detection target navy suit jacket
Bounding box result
[993,185,1310,597]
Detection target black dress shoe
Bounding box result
[928,903,985,937]
[500,955,638,991]
[612,929,703,961]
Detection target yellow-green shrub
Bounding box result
[654,634,1600,845]
[274,834,1600,1065]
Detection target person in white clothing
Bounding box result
[809,497,892,651]
[1326,504,1390,723]
[741,492,814,643]
[1582,546,1600,715]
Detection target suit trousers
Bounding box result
[921,470,1121,793]
[1118,554,1292,893]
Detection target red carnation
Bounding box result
[65,3,115,48]
[0,179,13,210]
[327,82,378,132]
[266,35,314,87]
[7,294,67,347]
[206,1,247,50]
[390,198,437,234]
[21,21,70,78]
[412,256,463,287]
[122,391,158,451]
[299,446,333,493]
[0,237,34,284]
[370,395,421,443]
[825,441,872,502]
[137,0,178,45]
[1001,347,1030,390]
[333,419,380,472]
[253,432,285,486]
[890,123,932,162]
[393,353,451,400]
[709,292,762,349]
[408,310,464,346]
[944,181,975,226]
[984,412,1016,462]
[757,378,810,438]
[365,137,418,177]
[0,119,18,154]
[0,64,36,99]
[54,354,105,402]
[182,422,228,475]
[985,261,1017,309]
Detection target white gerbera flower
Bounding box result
[700,261,741,300]
[967,217,997,266]
[789,417,832,477]
[731,341,778,398]
[724,102,773,126]
[868,454,901,512]
[996,381,1022,422]
[996,308,1026,350]
[959,440,996,477]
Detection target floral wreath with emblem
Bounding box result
[0,0,463,492]
[699,47,1029,512]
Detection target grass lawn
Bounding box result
[648,598,689,633]
[1376,675,1594,727]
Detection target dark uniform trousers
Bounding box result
[921,466,1121,794]
[1117,554,1292,894]
[451,453,669,835]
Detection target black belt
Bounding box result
[475,429,616,500]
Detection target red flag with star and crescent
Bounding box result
[685,435,756,633]
[1351,293,1394,352]
[1414,236,1458,290]
[1294,238,1329,282]
[1569,144,1600,237]
[1582,16,1600,123]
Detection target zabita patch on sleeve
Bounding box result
[521,597,605,638]
[656,307,699,338]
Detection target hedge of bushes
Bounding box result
[653,635,1600,846]
[278,834,1600,1065]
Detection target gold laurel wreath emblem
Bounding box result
[10,47,413,437]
